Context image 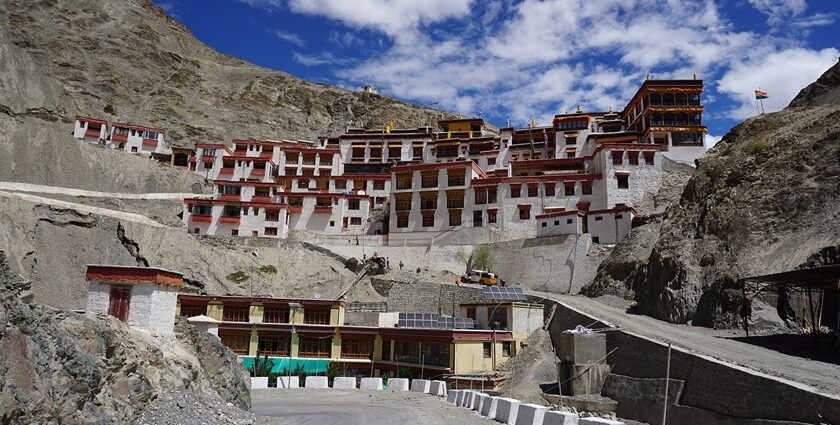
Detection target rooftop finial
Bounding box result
[693,73,697,80]
[646,73,651,80]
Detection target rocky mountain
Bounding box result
[0,0,452,191]
[584,60,840,328]
[0,250,251,423]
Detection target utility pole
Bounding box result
[662,343,672,425]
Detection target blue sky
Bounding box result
[155,0,839,145]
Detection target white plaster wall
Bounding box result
[126,283,179,333]
[663,145,704,164]
[512,306,544,338]
[602,149,663,209]
[536,214,582,238]
[587,211,632,245]
[86,282,111,315]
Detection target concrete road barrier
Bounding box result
[276,377,300,389]
[387,378,409,391]
[410,379,431,393]
[251,377,268,389]
[459,391,475,407]
[515,403,547,425]
[455,390,468,406]
[429,380,447,397]
[543,411,579,425]
[475,393,490,411]
[578,418,623,425]
[469,392,485,410]
[480,396,500,418]
[494,398,521,425]
[333,377,356,389]
[304,376,329,389]
[359,377,383,390]
[446,390,460,404]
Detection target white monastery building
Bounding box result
[85,264,183,334]
[72,78,707,247]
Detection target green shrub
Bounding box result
[226,271,250,283]
[103,103,115,114]
[259,265,278,274]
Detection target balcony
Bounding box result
[251,195,272,203]
[111,134,128,143]
[142,138,158,146]
[219,167,234,175]
[191,214,212,223]
[250,169,266,177]
[219,194,240,202]
[313,206,333,214]
[85,129,101,138]
[260,151,273,159]
[220,216,240,224]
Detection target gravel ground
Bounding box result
[250,389,495,425]
[134,390,258,425]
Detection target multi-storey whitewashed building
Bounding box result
[72,117,194,169]
[176,78,706,245]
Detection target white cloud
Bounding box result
[717,47,839,119]
[293,51,353,66]
[705,134,722,149]
[274,30,306,47]
[287,0,473,42]
[237,0,282,8]
[747,0,806,26]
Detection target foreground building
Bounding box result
[176,293,543,385]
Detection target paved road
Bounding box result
[251,389,493,425]
[536,291,840,398]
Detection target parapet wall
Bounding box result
[371,278,487,316]
[547,302,840,425]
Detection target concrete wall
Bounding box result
[126,282,179,333]
[547,301,840,425]
[370,279,488,316]
[86,282,111,315]
[319,243,469,275]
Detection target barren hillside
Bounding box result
[584,61,840,328]
[0,0,452,191]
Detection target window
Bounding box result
[488,210,497,223]
[349,200,360,210]
[341,339,374,359]
[266,211,279,222]
[263,305,289,323]
[593,236,600,244]
[474,189,487,204]
[219,332,250,355]
[466,307,477,319]
[422,343,450,367]
[502,341,512,357]
[421,173,438,188]
[616,214,623,220]
[353,180,366,190]
[231,229,238,236]
[252,231,258,237]
[396,175,412,190]
[420,196,437,210]
[222,304,250,322]
[422,214,435,227]
[373,180,386,190]
[488,189,497,204]
[564,183,575,196]
[395,198,412,211]
[397,215,409,228]
[595,216,603,221]
[350,217,362,225]
[298,180,309,189]
[489,306,508,329]
[192,228,200,234]
[617,174,629,189]
[567,219,573,224]
[541,222,547,227]
[519,208,530,220]
[643,151,655,165]
[264,227,278,236]
[447,172,465,186]
[179,303,207,317]
[395,340,421,364]
[487,158,496,165]
[381,340,392,361]
[330,220,335,227]
[193,204,212,215]
[545,184,555,197]
[582,183,592,195]
[612,151,623,165]
[528,185,538,197]
[447,195,464,209]
[223,205,241,217]
[449,212,462,226]
[258,334,289,356]
[483,342,492,358]
[299,337,331,358]
[388,147,401,159]
[554,220,559,226]
[413,147,423,159]
[304,307,331,325]
[628,152,639,165]
[510,185,521,198]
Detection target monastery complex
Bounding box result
[74,78,706,247]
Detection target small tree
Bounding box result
[472,246,494,271]
[327,361,343,385]
[454,249,471,273]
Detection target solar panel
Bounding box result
[482,286,528,301]
[398,313,476,329]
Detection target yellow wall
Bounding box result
[207,301,223,321]
[452,340,509,374]
[330,306,345,326]
[248,327,259,356]
[290,332,300,357]
[447,122,474,132]
[249,303,264,323]
[289,308,304,325]
[331,334,342,360]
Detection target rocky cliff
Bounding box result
[0,0,452,191]
[0,250,252,423]
[584,61,840,328]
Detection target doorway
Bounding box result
[108,285,131,322]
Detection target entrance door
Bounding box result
[473,210,483,227]
[108,285,131,322]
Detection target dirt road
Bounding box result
[251,389,493,424]
[536,292,840,398]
